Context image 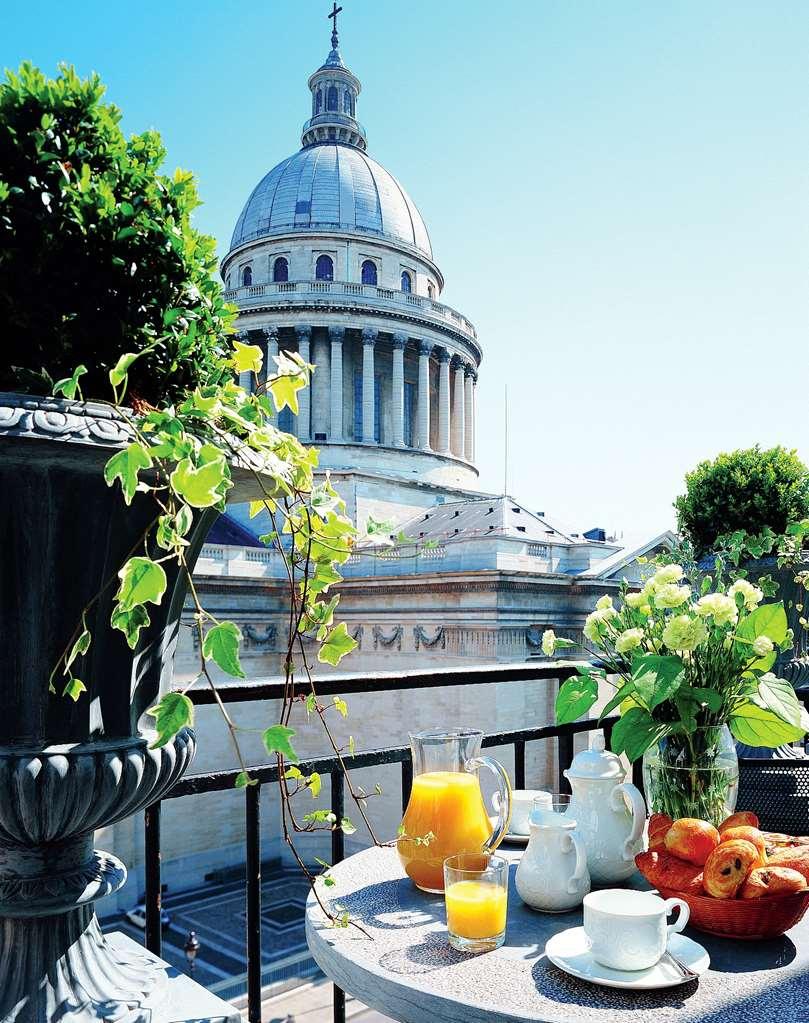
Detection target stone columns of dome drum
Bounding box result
[417,341,433,451]
[471,370,478,462]
[451,356,465,457]
[263,327,279,426]
[295,325,312,441]
[237,330,252,394]
[362,328,377,443]
[329,326,344,441]
[391,333,406,448]
[312,330,330,440]
[464,364,475,462]
[437,348,451,455]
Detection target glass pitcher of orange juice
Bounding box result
[397,728,512,892]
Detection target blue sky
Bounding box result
[4,1,807,538]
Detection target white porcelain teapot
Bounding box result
[564,732,646,884]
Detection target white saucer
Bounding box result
[544,927,709,990]
[490,817,530,845]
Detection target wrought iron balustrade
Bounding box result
[143,663,633,1023]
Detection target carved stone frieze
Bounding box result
[413,625,445,650]
[372,625,403,650]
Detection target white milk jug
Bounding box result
[515,807,590,912]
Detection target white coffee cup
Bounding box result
[582,889,690,972]
[494,789,551,836]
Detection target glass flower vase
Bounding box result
[642,725,739,825]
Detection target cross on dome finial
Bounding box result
[328,2,343,50]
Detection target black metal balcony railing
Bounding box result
[142,664,640,1023]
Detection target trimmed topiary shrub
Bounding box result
[0,62,234,404]
[675,445,809,556]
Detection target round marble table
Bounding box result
[305,845,809,1023]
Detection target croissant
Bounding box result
[648,813,673,852]
[635,850,704,895]
[740,866,808,899]
[769,847,809,883]
[702,839,759,898]
[718,811,759,833]
[719,826,767,866]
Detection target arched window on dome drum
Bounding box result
[242,265,252,287]
[273,256,289,283]
[361,260,377,286]
[327,85,338,112]
[315,89,322,114]
[400,270,412,293]
[315,254,334,281]
[344,90,353,115]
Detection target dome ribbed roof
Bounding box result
[229,144,432,257]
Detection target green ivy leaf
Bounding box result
[340,817,357,836]
[63,677,86,702]
[170,453,231,508]
[348,735,356,756]
[202,621,245,678]
[111,604,150,648]
[108,351,141,388]
[235,771,257,788]
[611,707,665,762]
[730,701,806,747]
[263,724,299,762]
[53,363,87,400]
[65,624,91,674]
[555,673,598,725]
[232,339,264,375]
[308,563,343,596]
[175,504,194,536]
[333,696,348,718]
[305,693,317,716]
[318,622,358,666]
[147,692,194,748]
[115,557,167,611]
[104,443,153,505]
[307,771,322,798]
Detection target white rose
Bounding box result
[615,628,644,654]
[752,635,774,657]
[728,579,764,612]
[653,564,685,586]
[542,629,556,657]
[654,583,691,609]
[695,593,738,626]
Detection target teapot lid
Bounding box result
[565,732,625,780]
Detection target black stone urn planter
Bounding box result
[0,393,251,1022]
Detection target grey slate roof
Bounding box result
[229,144,432,256]
[392,496,575,545]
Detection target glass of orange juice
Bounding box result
[444,852,509,953]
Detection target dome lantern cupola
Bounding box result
[301,4,367,152]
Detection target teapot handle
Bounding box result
[610,782,646,861]
[562,830,588,894]
[467,756,512,853]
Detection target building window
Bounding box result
[315,254,334,281]
[344,90,353,114]
[404,381,415,447]
[278,406,294,435]
[315,89,322,114]
[427,282,436,299]
[242,265,252,287]
[400,270,412,293]
[273,256,289,282]
[327,85,338,111]
[361,260,377,285]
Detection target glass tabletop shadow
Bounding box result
[690,931,797,974]
[330,876,446,932]
[378,932,471,976]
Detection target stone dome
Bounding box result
[229,143,432,258]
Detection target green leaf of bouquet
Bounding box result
[555,673,598,725]
[598,683,633,722]
[318,622,358,666]
[170,454,230,508]
[147,692,194,748]
[116,557,167,611]
[737,603,788,646]
[755,674,803,728]
[263,724,299,762]
[688,687,724,712]
[630,654,684,712]
[202,621,245,678]
[111,603,151,648]
[104,443,153,505]
[611,707,665,761]
[730,701,805,747]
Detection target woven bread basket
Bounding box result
[657,885,809,939]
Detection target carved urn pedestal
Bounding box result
[0,395,239,1023]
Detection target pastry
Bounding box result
[635,850,704,895]
[718,811,759,833]
[740,866,808,899]
[702,839,759,898]
[664,817,721,865]
[769,847,809,883]
[719,825,767,866]
[648,813,673,851]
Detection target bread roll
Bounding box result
[740,866,807,899]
